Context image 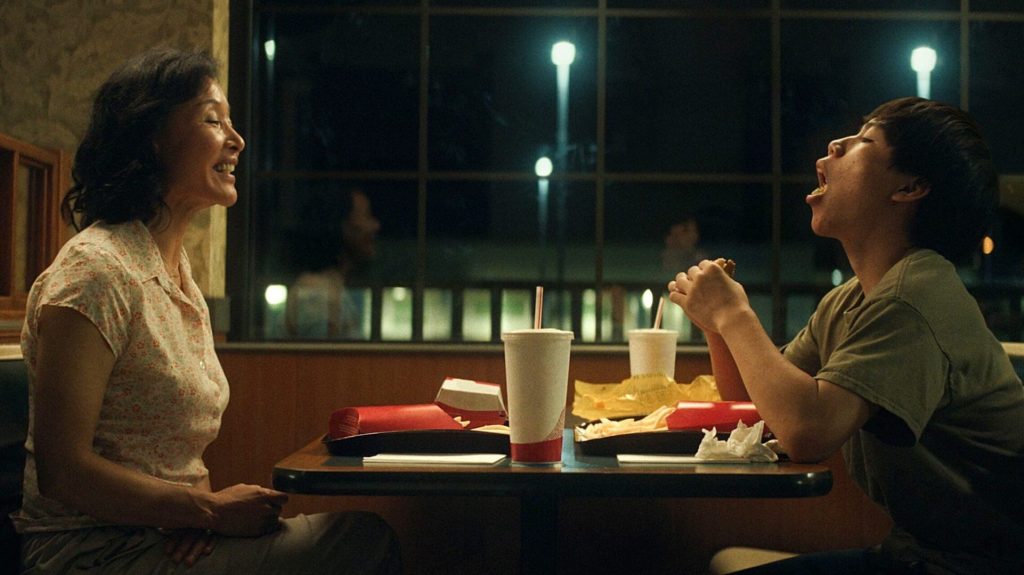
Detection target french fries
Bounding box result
[574,405,676,441]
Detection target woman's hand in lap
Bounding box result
[162,528,216,566]
[200,484,289,537]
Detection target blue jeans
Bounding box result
[731,548,927,575]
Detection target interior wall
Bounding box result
[0,0,229,297]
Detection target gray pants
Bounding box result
[19,512,401,574]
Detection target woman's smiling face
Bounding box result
[155,78,245,217]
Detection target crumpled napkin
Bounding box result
[695,420,778,462]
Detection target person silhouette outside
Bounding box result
[660,214,706,274]
[286,187,380,339]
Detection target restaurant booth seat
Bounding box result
[0,348,28,571]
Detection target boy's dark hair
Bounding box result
[62,48,219,230]
[866,97,998,264]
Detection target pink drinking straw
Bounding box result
[534,286,544,329]
[653,296,665,329]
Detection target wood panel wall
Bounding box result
[207,346,892,575]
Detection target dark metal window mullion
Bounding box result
[960,0,970,111]
[414,0,431,342]
[227,0,256,341]
[595,0,608,342]
[771,0,785,342]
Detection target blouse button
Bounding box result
[199,360,206,371]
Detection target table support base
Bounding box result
[520,492,558,575]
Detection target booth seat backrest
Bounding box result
[0,346,27,499]
[1,345,28,569]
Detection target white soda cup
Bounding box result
[628,328,678,379]
[502,329,573,464]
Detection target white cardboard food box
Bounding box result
[434,377,508,428]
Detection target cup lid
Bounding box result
[501,328,574,341]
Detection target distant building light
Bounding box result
[264,40,276,62]
[265,284,287,306]
[831,269,843,287]
[642,289,654,310]
[983,236,995,255]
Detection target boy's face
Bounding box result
[807,121,917,242]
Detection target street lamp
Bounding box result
[550,41,575,318]
[910,46,937,99]
[264,284,287,306]
[551,41,576,172]
[534,156,553,178]
[535,156,552,278]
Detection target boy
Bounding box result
[670,97,1023,574]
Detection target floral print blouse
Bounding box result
[15,220,229,532]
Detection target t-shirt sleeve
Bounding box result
[783,318,822,376]
[34,242,135,358]
[815,298,947,444]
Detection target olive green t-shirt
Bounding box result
[784,249,1024,574]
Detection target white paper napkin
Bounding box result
[695,420,778,462]
[363,453,507,466]
[616,420,779,465]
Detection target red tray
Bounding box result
[322,430,510,457]
[667,401,764,432]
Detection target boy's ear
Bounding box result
[893,178,930,203]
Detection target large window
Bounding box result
[227,1,1024,344]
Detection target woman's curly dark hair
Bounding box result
[62,48,219,230]
[866,97,999,265]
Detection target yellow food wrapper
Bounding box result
[572,374,721,421]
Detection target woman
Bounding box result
[15,48,400,573]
